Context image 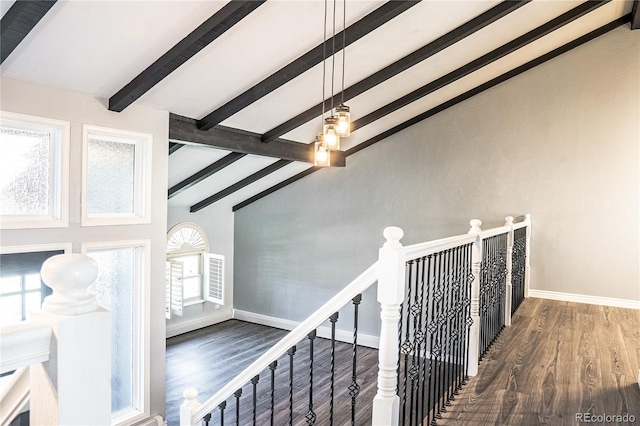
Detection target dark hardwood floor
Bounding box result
[438,298,640,425]
[166,320,378,425]
[166,299,640,425]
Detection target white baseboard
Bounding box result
[528,289,640,310]
[133,415,166,426]
[233,309,380,349]
[166,308,233,338]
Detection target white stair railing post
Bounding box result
[504,216,514,326]
[524,214,532,298]
[29,254,111,426]
[180,388,201,425]
[467,219,483,377]
[372,226,405,426]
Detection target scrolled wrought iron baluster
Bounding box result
[350,294,362,426]
[417,256,427,425]
[434,251,445,420]
[269,361,277,426]
[251,375,259,426]
[306,330,317,425]
[218,401,226,426]
[400,260,413,426]
[287,345,297,426]
[425,253,436,426]
[329,312,339,426]
[234,389,242,426]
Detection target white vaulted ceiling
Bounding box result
[1,0,636,213]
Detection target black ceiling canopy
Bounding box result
[108,0,266,112]
[196,0,420,131]
[1,0,57,64]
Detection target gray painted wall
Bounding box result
[234,26,640,336]
[0,77,169,421]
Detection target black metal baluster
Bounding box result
[463,243,473,384]
[269,361,277,426]
[350,294,362,426]
[218,401,226,426]
[443,249,453,409]
[288,345,297,426]
[434,251,445,420]
[234,389,242,426]
[416,257,428,425]
[425,253,436,426]
[453,245,463,395]
[400,260,412,426]
[251,375,259,426]
[204,413,211,426]
[306,330,317,425]
[409,260,419,426]
[329,312,338,426]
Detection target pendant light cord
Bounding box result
[321,0,328,127]
[330,0,336,114]
[341,0,345,105]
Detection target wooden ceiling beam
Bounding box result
[232,15,629,212]
[351,0,609,132]
[108,0,266,112]
[169,113,346,166]
[632,0,639,30]
[1,0,57,64]
[196,0,420,131]
[261,0,531,143]
[169,152,247,199]
[190,159,292,211]
[169,142,184,155]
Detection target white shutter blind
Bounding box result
[170,260,184,317]
[204,253,224,305]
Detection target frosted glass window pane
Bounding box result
[87,139,135,214]
[0,127,51,215]
[88,248,134,414]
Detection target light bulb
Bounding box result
[314,136,330,167]
[323,116,341,150]
[335,104,351,137]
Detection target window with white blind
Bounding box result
[166,223,224,319]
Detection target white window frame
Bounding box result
[81,125,152,227]
[166,223,225,317]
[0,111,70,229]
[81,240,150,426]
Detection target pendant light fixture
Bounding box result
[313,0,351,166]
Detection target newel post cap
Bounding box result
[383,226,404,248]
[504,216,514,226]
[468,219,482,234]
[182,388,201,409]
[41,254,99,315]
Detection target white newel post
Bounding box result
[29,254,111,426]
[180,387,201,425]
[372,226,405,426]
[504,216,514,327]
[467,220,482,377]
[524,213,532,298]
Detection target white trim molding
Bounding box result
[0,111,70,230]
[82,240,151,426]
[233,309,380,349]
[81,125,152,227]
[528,289,640,310]
[166,307,233,338]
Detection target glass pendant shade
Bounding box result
[323,116,341,150]
[335,104,351,137]
[314,136,330,167]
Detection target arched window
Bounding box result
[165,223,224,318]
